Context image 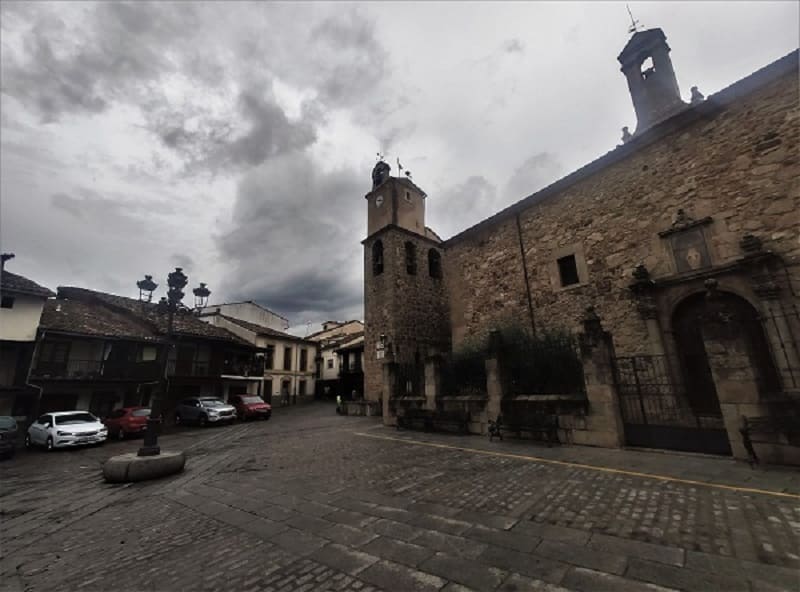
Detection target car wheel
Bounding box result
[198,415,207,427]
[25,434,32,449]
[45,436,54,452]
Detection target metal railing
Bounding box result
[32,359,161,381]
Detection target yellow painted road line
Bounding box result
[353,431,800,500]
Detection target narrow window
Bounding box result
[265,345,274,370]
[372,240,384,276]
[327,358,333,369]
[405,241,417,275]
[300,349,308,371]
[1,296,14,309]
[557,254,580,287]
[283,346,292,371]
[428,249,442,278]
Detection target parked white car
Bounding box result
[26,411,108,451]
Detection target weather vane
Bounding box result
[626,4,640,34]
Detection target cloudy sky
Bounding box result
[1,1,797,334]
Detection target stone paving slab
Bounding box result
[2,404,799,592]
[420,552,508,590]
[359,559,446,592]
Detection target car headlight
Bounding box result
[57,431,72,436]
[207,409,219,415]
[99,428,107,433]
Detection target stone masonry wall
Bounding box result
[364,228,450,401]
[446,66,799,355]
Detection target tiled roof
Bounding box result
[306,320,364,341]
[52,287,253,346]
[336,333,365,352]
[1,270,54,298]
[40,299,159,341]
[218,315,313,343]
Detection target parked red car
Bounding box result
[229,395,271,421]
[104,407,152,439]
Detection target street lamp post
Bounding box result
[138,267,189,457]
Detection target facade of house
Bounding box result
[200,301,290,332]
[363,31,800,463]
[30,287,261,423]
[336,333,365,400]
[198,304,317,404]
[0,268,54,422]
[307,320,364,399]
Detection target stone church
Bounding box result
[362,29,799,463]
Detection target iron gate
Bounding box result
[612,355,732,455]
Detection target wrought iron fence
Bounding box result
[395,362,424,397]
[440,349,487,397]
[613,354,724,429]
[499,329,585,396]
[762,301,800,393]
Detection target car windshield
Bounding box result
[240,396,264,404]
[131,409,151,417]
[55,413,97,425]
[200,399,226,408]
[0,416,17,430]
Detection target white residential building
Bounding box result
[199,303,317,404]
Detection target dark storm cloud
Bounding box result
[170,254,194,273]
[428,175,499,239]
[503,39,525,54]
[310,10,388,106]
[217,152,366,322]
[0,2,197,123]
[504,152,564,202]
[146,87,318,175]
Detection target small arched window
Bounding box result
[372,240,384,276]
[404,241,417,275]
[428,249,442,279]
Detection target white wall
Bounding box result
[202,302,289,332]
[320,347,339,381]
[0,295,45,341]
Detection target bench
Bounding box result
[396,409,470,434]
[431,410,470,434]
[397,408,434,431]
[740,415,800,466]
[489,414,559,446]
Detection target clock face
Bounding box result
[375,194,384,207]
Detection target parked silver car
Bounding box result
[174,397,236,427]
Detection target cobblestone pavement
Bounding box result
[1,403,798,592]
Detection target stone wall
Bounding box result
[364,227,450,402]
[445,61,799,355]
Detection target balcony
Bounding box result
[339,363,363,377]
[166,358,265,378]
[222,358,265,377]
[32,359,161,381]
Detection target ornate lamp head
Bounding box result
[193,282,211,308]
[166,268,188,306]
[137,275,158,302]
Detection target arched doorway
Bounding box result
[615,289,779,456]
[672,291,780,405]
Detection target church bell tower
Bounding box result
[362,160,449,408]
[618,28,687,135]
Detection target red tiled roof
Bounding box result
[1,270,54,298]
